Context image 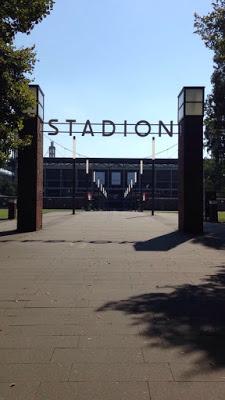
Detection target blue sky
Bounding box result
[16,0,213,159]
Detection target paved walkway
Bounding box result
[0,211,225,399]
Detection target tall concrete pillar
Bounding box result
[178,87,204,234]
[17,85,44,232]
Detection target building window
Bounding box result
[127,171,136,185]
[111,171,121,186]
[95,171,105,185]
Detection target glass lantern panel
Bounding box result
[27,86,37,116]
[185,102,203,116]
[178,91,184,108]
[178,104,184,122]
[38,103,44,121]
[38,89,44,107]
[185,89,203,102]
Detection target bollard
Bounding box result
[8,199,16,220]
[208,200,218,223]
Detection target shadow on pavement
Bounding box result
[134,223,225,252]
[192,223,225,250]
[0,229,18,237]
[134,231,192,251]
[97,265,225,372]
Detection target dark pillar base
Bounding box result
[17,117,43,232]
[178,116,203,235]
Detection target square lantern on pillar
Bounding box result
[28,85,44,121]
[178,87,204,122]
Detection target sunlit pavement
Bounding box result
[0,211,225,399]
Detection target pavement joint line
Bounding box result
[76,335,81,349]
[147,381,152,400]
[49,348,56,362]
[67,362,74,382]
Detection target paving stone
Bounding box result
[52,348,144,363]
[0,363,71,382]
[34,381,150,400]
[0,348,53,363]
[76,382,150,400]
[0,382,40,400]
[34,382,78,400]
[69,362,173,382]
[149,382,225,400]
[3,322,140,336]
[78,334,146,348]
[23,298,90,308]
[0,335,79,349]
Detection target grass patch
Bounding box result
[0,209,63,219]
[0,209,8,219]
[218,211,225,223]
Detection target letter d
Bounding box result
[102,120,115,136]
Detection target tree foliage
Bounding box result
[204,158,225,193]
[0,0,54,166]
[194,0,225,162]
[0,175,17,196]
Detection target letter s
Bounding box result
[48,119,59,135]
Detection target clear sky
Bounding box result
[16,0,213,159]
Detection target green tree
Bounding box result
[0,175,17,196]
[0,0,54,166]
[204,158,225,194]
[194,0,225,164]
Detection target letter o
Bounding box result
[135,120,151,137]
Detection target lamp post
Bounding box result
[86,159,89,210]
[178,86,204,234]
[72,136,76,215]
[97,178,100,210]
[130,179,133,210]
[92,171,96,209]
[139,160,143,212]
[151,137,155,216]
[134,172,137,210]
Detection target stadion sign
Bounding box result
[46,119,177,137]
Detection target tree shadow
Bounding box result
[192,223,225,250]
[97,266,225,372]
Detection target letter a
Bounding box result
[82,120,94,136]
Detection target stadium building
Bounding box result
[43,156,178,210]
